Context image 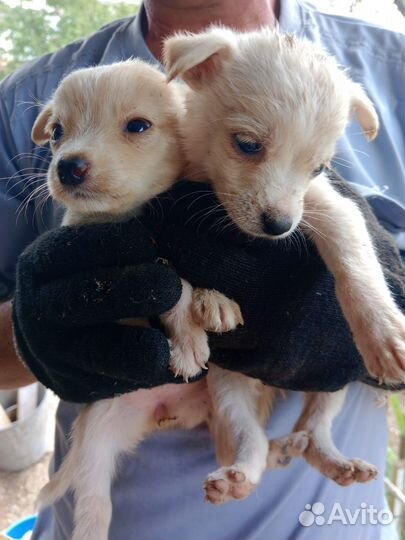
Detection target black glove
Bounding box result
[13,219,183,403]
[146,173,405,392]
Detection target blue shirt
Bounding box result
[0,1,404,539]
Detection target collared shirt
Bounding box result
[0,1,403,539]
[0,1,404,303]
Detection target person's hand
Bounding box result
[148,179,405,392]
[13,219,183,403]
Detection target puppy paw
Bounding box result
[204,466,256,505]
[355,306,405,385]
[169,329,209,382]
[267,431,309,469]
[305,442,378,486]
[328,458,378,486]
[192,289,244,333]
[350,459,378,483]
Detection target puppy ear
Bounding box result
[31,103,54,145]
[349,82,379,141]
[164,28,234,89]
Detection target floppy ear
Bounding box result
[31,103,53,145]
[164,27,234,89]
[349,82,379,141]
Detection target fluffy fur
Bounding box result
[164,27,404,502]
[32,29,405,531]
[32,60,242,540]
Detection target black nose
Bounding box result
[261,213,293,236]
[57,158,90,186]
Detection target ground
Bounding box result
[0,452,51,531]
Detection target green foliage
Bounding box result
[392,394,405,436]
[386,445,399,482]
[0,0,138,79]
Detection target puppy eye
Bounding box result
[234,134,263,155]
[126,118,152,134]
[312,164,325,176]
[51,123,64,142]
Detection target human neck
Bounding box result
[144,0,279,61]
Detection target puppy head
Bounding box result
[32,60,185,221]
[164,28,379,239]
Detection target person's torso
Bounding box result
[3,2,402,539]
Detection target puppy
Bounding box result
[164,27,405,503]
[31,60,242,540]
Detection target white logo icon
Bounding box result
[299,502,325,527]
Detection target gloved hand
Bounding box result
[147,175,405,392]
[12,219,183,403]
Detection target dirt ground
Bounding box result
[0,452,51,531]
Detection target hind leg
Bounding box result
[204,365,270,505]
[294,389,377,485]
[38,397,151,540]
[72,398,152,540]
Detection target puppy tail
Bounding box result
[36,406,89,510]
[36,448,76,510]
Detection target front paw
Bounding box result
[192,289,244,333]
[169,329,209,382]
[355,305,405,385]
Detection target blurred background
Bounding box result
[0,0,404,538]
[0,0,139,79]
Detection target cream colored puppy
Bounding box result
[164,28,405,503]
[32,60,242,540]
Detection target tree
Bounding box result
[0,0,138,79]
[394,0,405,17]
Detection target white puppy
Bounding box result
[32,60,242,540]
[164,27,405,503]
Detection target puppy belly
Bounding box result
[119,379,210,430]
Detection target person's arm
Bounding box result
[0,88,43,389]
[0,300,35,388]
